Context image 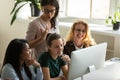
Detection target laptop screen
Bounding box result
[68,42,107,80]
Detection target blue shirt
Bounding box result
[1,63,43,80]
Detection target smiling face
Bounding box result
[20,43,31,62]
[42,5,56,20]
[48,38,64,58]
[73,23,86,47]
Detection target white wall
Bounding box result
[0,0,29,69]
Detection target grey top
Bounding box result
[1,63,43,80]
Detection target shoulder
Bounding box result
[63,41,76,56]
[39,52,50,62]
[1,64,14,72]
[1,63,19,80]
[40,52,49,58]
[28,17,41,28]
[65,41,74,47]
[30,17,40,24]
[39,52,50,67]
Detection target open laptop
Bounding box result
[68,42,107,80]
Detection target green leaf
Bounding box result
[10,2,28,25]
[108,16,112,19]
[10,1,21,14]
[10,0,41,25]
[106,19,109,24]
[112,19,116,24]
[31,0,41,9]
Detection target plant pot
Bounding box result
[113,22,120,30]
[30,4,40,17]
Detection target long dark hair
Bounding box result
[1,39,32,80]
[41,0,59,29]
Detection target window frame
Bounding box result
[58,0,118,25]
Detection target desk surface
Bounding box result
[83,62,120,80]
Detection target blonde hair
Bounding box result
[66,19,96,47]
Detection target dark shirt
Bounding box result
[38,52,66,78]
[63,41,86,58]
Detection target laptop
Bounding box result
[68,42,107,80]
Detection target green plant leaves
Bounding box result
[10,0,41,25]
[106,12,120,24]
[10,1,28,25]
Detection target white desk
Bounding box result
[83,62,120,80]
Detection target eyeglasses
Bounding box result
[75,29,86,33]
[43,9,56,14]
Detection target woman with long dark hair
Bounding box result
[26,0,60,60]
[1,39,43,80]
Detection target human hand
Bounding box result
[40,27,49,40]
[60,75,66,80]
[60,54,71,64]
[25,59,40,67]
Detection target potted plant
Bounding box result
[10,0,41,25]
[30,1,41,17]
[106,9,120,30]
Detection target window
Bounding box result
[91,0,110,19]
[58,0,67,17]
[67,0,110,19]
[58,0,120,25]
[67,0,90,18]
